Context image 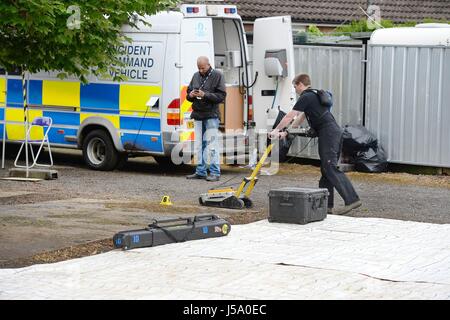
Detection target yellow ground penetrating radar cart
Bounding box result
[199,144,274,210]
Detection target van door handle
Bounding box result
[175,63,183,68]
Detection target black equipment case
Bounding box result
[268,187,328,224]
[113,214,231,250]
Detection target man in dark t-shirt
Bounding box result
[269,74,361,215]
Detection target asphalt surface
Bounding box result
[1,147,450,264]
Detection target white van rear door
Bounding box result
[252,16,296,131]
[179,18,214,127]
[180,18,215,86]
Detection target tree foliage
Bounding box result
[0,0,178,82]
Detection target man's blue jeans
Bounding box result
[194,118,220,177]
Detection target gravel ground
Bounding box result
[1,148,449,267]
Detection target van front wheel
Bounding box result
[82,130,118,171]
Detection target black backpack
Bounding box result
[307,89,333,111]
[302,89,335,137]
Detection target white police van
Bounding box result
[0,3,295,170]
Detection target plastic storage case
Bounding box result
[268,187,328,224]
[113,215,231,250]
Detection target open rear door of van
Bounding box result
[252,16,296,132]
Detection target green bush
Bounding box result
[333,18,449,36]
[307,25,324,36]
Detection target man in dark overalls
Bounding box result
[269,74,361,215]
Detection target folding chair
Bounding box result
[14,116,53,169]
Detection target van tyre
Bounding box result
[82,129,118,171]
[116,153,129,170]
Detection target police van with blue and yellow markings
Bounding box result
[0,4,296,170]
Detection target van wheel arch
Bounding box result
[82,129,119,171]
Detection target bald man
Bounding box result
[186,56,226,182]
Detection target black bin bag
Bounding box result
[342,125,388,173]
[342,125,377,156]
[355,146,388,173]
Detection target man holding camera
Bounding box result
[186,56,226,182]
[269,74,361,215]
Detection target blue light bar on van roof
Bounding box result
[224,7,236,14]
[186,6,200,13]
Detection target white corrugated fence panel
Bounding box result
[288,45,364,159]
[366,45,450,167]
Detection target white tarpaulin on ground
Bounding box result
[0,216,449,300]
